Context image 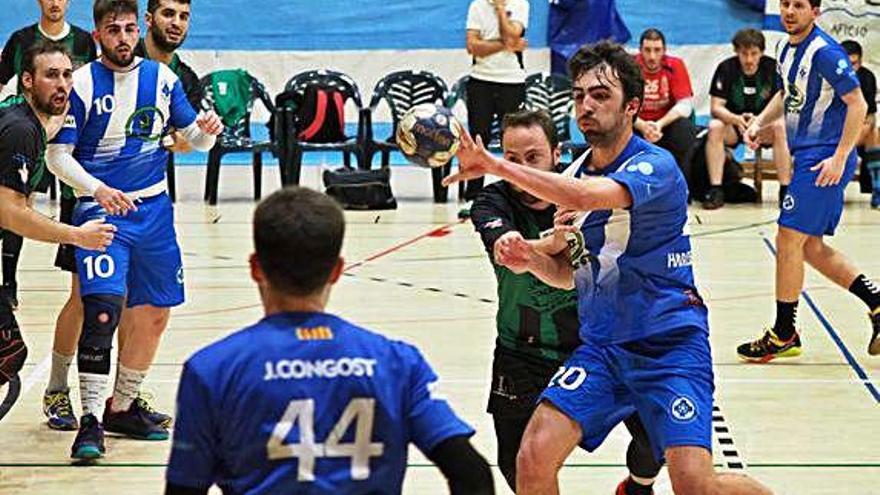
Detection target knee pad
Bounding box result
[0,326,27,386]
[78,294,123,375]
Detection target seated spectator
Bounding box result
[841,40,879,205]
[634,28,696,175]
[703,28,791,209]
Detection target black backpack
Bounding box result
[291,84,347,143]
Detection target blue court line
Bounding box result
[760,236,880,404]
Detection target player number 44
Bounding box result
[267,398,385,482]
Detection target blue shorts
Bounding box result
[778,151,858,237]
[539,326,714,462]
[73,192,184,308]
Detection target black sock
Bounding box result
[773,300,798,340]
[2,231,22,287]
[625,477,654,495]
[849,274,880,313]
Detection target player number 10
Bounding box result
[267,398,385,481]
[82,254,115,280]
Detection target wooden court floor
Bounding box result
[0,166,877,494]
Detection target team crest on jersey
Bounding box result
[296,326,334,340]
[162,81,173,100]
[126,106,167,142]
[670,395,697,422]
[784,83,805,114]
[781,193,795,211]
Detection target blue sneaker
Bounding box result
[43,390,78,431]
[103,397,168,440]
[71,413,105,460]
[871,192,879,209]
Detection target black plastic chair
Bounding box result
[200,70,278,205]
[364,70,449,202]
[524,72,578,154]
[278,70,366,185]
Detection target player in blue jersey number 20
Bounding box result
[444,41,773,494]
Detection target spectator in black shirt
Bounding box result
[703,28,790,209]
[841,40,879,205]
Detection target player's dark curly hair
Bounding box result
[568,41,644,110]
[93,0,138,25]
[253,187,346,296]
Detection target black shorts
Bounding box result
[487,346,564,418]
[53,196,77,273]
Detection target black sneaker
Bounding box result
[1,283,18,311]
[702,188,724,210]
[103,397,168,440]
[134,393,172,428]
[71,413,105,460]
[869,310,880,356]
[737,328,802,363]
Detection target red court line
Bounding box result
[342,219,464,272]
[175,219,465,318]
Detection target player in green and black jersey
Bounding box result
[135,0,201,110]
[0,0,97,309]
[0,41,113,405]
[470,109,662,495]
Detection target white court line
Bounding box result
[20,352,51,396]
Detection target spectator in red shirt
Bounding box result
[634,28,697,175]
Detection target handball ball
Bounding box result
[395,103,463,168]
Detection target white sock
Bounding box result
[80,373,108,418]
[112,364,147,412]
[46,350,74,393]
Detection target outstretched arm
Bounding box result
[443,129,632,212]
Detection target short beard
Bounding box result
[32,93,66,116]
[150,28,185,52]
[583,113,628,148]
[100,41,134,67]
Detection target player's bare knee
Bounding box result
[803,236,826,261]
[137,307,171,338]
[516,432,554,485]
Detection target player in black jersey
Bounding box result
[0,0,97,312]
[0,41,113,419]
[702,28,790,210]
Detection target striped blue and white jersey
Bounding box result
[565,136,709,346]
[53,57,197,192]
[776,25,860,160]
